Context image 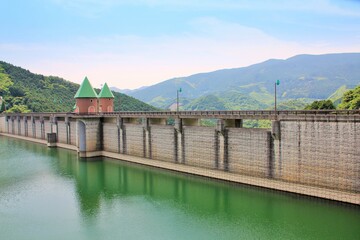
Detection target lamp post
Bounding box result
[274,79,280,117]
[177,88,182,112]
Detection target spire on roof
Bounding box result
[98,83,115,98]
[74,77,98,98]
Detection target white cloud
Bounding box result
[1,17,359,89]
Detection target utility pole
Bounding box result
[177,88,182,112]
[275,80,280,118]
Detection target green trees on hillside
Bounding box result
[304,100,335,110]
[6,105,31,113]
[304,85,360,110]
[0,61,157,113]
[338,85,360,110]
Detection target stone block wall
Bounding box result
[57,121,68,144]
[279,121,360,192]
[183,126,217,169]
[227,128,271,177]
[69,121,76,145]
[84,119,101,152]
[20,119,27,136]
[150,125,175,162]
[9,120,13,134]
[14,119,20,135]
[44,121,51,135]
[0,116,5,133]
[35,120,43,139]
[29,121,36,138]
[124,123,144,157]
[103,122,118,153]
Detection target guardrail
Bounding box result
[2,110,359,120]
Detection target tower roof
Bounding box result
[74,77,98,98]
[98,83,114,98]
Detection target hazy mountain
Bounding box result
[0,61,157,113]
[129,53,360,110]
[111,86,148,94]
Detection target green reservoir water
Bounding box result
[0,136,359,240]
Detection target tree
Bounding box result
[304,100,335,110]
[6,104,31,113]
[338,85,360,110]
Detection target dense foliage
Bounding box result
[338,85,360,110]
[184,95,227,111]
[304,100,335,110]
[303,85,360,110]
[0,61,157,113]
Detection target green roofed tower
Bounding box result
[74,77,98,99]
[98,83,115,113]
[98,83,114,98]
[74,77,99,114]
[74,77,115,114]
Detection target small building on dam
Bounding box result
[74,77,114,114]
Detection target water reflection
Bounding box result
[51,149,360,238]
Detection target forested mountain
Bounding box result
[0,61,157,113]
[128,53,360,110]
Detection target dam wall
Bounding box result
[1,111,359,204]
[278,120,360,192]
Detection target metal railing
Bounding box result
[1,110,359,120]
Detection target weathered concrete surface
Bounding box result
[0,116,5,133]
[183,126,217,169]
[278,121,360,193]
[35,120,43,139]
[57,121,68,144]
[227,128,271,178]
[83,119,101,152]
[103,122,118,153]
[123,123,144,157]
[150,125,175,162]
[69,121,76,145]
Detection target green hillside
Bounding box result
[0,61,157,113]
[338,85,360,110]
[327,85,351,106]
[129,53,360,110]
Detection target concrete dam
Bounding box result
[0,110,359,205]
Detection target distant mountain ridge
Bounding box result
[128,53,360,110]
[110,86,148,95]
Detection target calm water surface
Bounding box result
[0,136,359,240]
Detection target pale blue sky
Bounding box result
[1,0,360,89]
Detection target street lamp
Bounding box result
[177,88,182,112]
[274,79,280,116]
